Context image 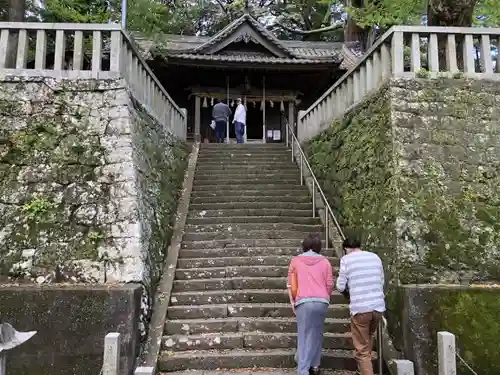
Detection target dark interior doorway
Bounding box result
[246,103,262,140]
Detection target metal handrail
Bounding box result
[284,119,383,375]
[284,119,345,245]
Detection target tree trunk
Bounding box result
[427,0,477,71]
[6,0,25,68]
[344,0,369,49]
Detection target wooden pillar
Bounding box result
[194,95,201,142]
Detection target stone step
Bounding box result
[189,202,312,211]
[200,146,288,152]
[185,222,322,233]
[200,149,288,155]
[162,332,352,351]
[182,229,323,242]
[191,184,304,191]
[164,317,350,335]
[190,190,309,198]
[181,238,327,250]
[163,369,357,375]
[191,195,312,204]
[201,144,287,149]
[172,277,288,292]
[176,255,339,268]
[195,165,298,172]
[187,209,313,219]
[158,348,373,371]
[174,265,339,280]
[197,160,291,165]
[196,161,295,168]
[194,173,300,181]
[175,266,289,279]
[166,303,349,320]
[178,247,335,259]
[169,289,346,305]
[186,216,321,226]
[193,177,301,185]
[198,152,292,164]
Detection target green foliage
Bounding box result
[474,0,500,26]
[22,197,57,222]
[346,0,425,29]
[305,86,397,267]
[40,0,113,23]
[132,99,189,290]
[428,288,500,375]
[0,92,110,283]
[399,154,500,281]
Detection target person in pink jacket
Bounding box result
[287,233,334,375]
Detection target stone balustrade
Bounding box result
[0,22,186,139]
[298,25,500,142]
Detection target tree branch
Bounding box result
[275,21,344,35]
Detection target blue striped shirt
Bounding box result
[336,250,386,316]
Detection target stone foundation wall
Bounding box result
[396,284,500,375]
[306,77,500,285]
[391,78,500,283]
[0,76,188,286]
[0,284,142,375]
[306,78,500,369]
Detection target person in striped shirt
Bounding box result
[336,236,386,375]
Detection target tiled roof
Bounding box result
[191,14,298,57]
[166,53,341,65]
[132,14,357,66]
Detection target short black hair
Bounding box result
[342,236,361,249]
[302,233,322,253]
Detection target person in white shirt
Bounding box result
[233,98,246,144]
[336,236,386,375]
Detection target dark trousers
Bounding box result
[215,120,226,142]
[235,121,245,143]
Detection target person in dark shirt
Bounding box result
[212,99,232,143]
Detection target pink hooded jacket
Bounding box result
[287,251,334,305]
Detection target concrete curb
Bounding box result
[138,142,200,371]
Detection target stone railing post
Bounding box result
[103,332,121,375]
[134,366,155,375]
[392,359,415,375]
[438,331,456,375]
[180,108,187,141]
[297,110,307,143]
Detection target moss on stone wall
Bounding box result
[306,78,500,358]
[131,98,188,290]
[307,78,500,284]
[305,85,398,276]
[0,84,111,282]
[0,77,189,288]
[399,285,500,375]
[429,287,500,375]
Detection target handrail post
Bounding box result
[312,179,316,218]
[324,210,329,249]
[300,153,304,186]
[286,122,289,147]
[291,140,295,162]
[378,321,383,375]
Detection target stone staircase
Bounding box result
[158,143,365,374]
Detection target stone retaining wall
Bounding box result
[0,76,188,286]
[396,284,500,375]
[0,284,142,375]
[306,77,500,285]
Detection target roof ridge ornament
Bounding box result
[244,0,249,13]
